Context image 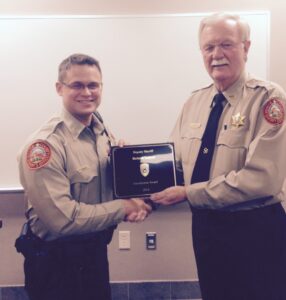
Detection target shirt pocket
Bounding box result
[69,166,99,202]
[216,129,249,171]
[180,127,204,166]
[217,129,249,148]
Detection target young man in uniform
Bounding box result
[17,53,152,300]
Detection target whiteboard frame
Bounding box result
[0,11,270,191]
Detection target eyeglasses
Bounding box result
[60,81,103,91]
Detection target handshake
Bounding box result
[121,186,188,223]
[122,198,154,223]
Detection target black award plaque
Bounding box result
[111,143,177,198]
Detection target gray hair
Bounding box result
[199,12,251,44]
[58,53,102,82]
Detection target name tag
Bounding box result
[190,123,201,129]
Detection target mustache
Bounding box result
[211,59,229,66]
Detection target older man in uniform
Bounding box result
[17,53,152,300]
[151,13,286,300]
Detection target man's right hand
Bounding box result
[123,198,152,223]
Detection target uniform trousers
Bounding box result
[192,203,286,300]
[24,233,112,300]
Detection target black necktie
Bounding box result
[191,93,225,184]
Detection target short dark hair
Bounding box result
[58,53,102,82]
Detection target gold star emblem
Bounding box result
[231,113,245,128]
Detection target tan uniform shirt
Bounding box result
[171,72,286,211]
[18,109,125,240]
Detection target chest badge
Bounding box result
[231,112,246,128]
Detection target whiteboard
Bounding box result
[0,12,269,190]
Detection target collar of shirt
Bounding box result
[91,113,106,136]
[223,71,248,106]
[60,109,105,139]
[60,108,85,139]
[210,86,227,108]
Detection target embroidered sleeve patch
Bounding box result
[26,141,51,169]
[263,98,285,125]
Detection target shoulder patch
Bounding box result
[263,98,285,125]
[26,141,51,169]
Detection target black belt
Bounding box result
[192,202,284,220]
[15,223,116,258]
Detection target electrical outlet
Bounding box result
[146,232,156,250]
[119,230,130,250]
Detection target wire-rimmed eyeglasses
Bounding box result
[60,81,103,91]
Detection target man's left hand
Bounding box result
[150,186,187,205]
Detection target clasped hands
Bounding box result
[123,198,152,223]
[123,186,187,223]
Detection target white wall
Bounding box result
[0,0,286,286]
[1,0,286,88]
[0,12,269,189]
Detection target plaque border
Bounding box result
[111,142,177,199]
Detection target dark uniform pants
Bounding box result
[24,233,112,300]
[192,203,286,300]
